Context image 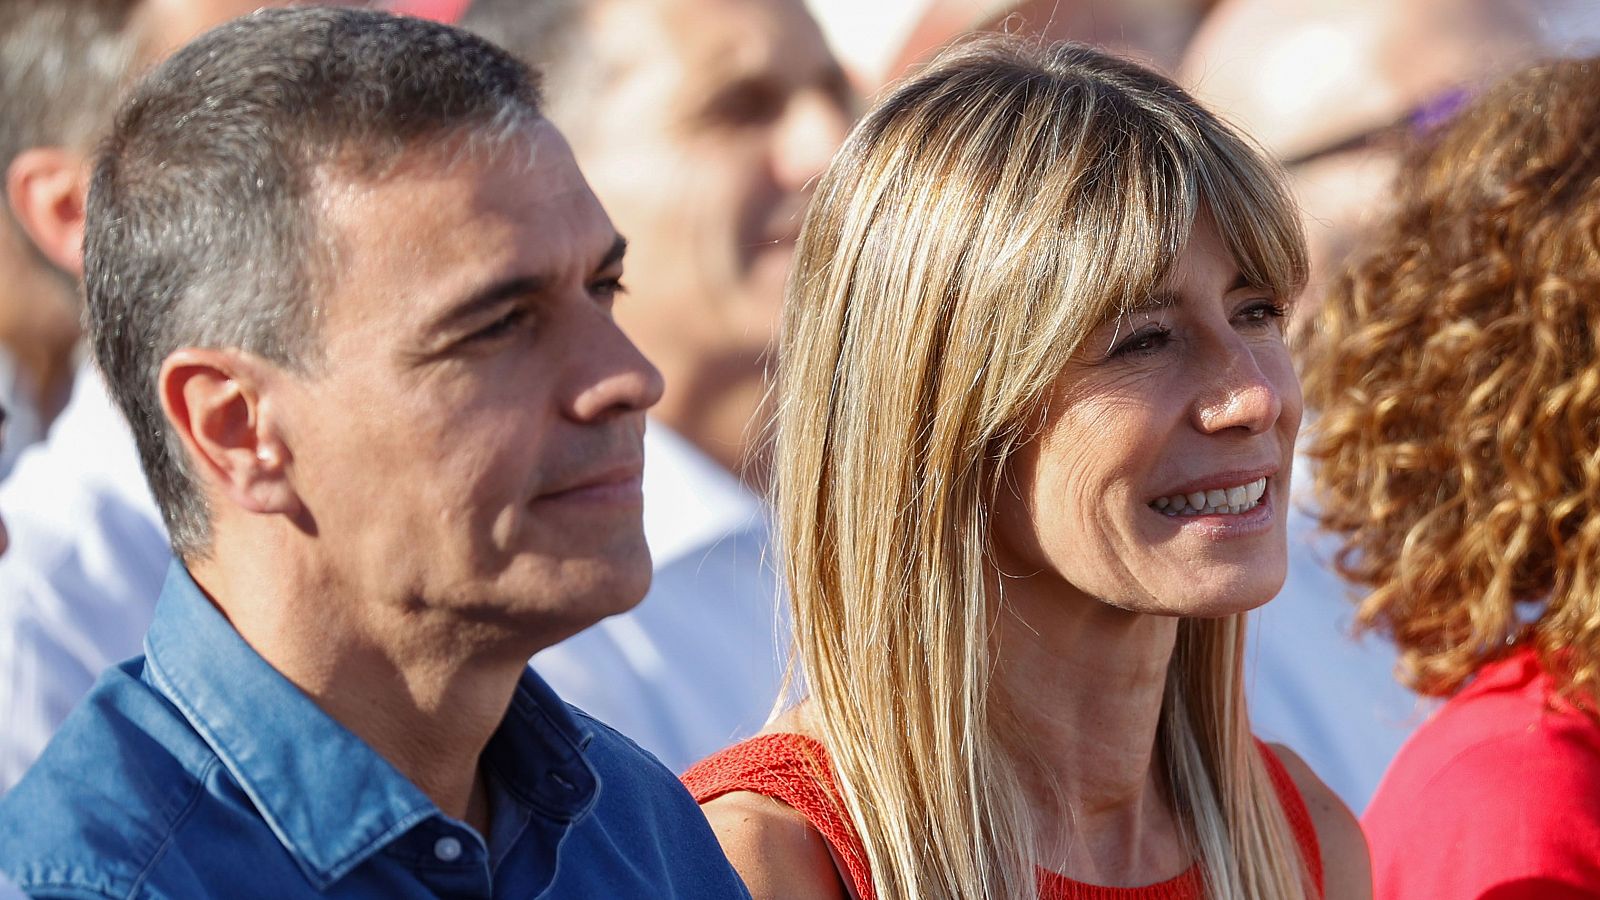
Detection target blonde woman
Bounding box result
[681,38,1369,900]
[1307,57,1600,899]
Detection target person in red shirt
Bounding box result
[1304,57,1600,899]
[685,36,1371,900]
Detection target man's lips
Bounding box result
[535,463,644,504]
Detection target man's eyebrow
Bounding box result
[428,235,626,335]
[430,275,547,334]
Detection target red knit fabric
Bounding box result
[682,733,1323,900]
[685,734,875,897]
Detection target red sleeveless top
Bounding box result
[683,733,1323,900]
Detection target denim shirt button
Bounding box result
[433,836,463,862]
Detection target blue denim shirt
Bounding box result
[0,565,751,899]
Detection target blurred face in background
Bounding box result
[1178,0,1545,336]
[569,0,853,367]
[0,0,318,444]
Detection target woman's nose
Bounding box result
[1191,342,1283,436]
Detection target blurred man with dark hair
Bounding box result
[0,0,294,475]
[0,0,328,791]
[460,0,852,770]
[0,9,751,896]
[0,0,145,475]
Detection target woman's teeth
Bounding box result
[1151,477,1267,516]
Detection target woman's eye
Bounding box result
[1237,300,1289,327]
[1109,326,1172,358]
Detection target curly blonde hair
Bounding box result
[1304,57,1600,702]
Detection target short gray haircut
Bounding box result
[84,7,544,558]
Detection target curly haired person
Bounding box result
[1306,57,1600,900]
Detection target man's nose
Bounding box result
[567,317,665,423]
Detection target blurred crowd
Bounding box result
[0,0,1598,898]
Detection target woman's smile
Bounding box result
[1150,474,1269,516]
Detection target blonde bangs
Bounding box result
[1199,134,1310,307]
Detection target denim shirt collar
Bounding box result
[141,563,599,889]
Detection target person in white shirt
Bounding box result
[1,408,38,900]
[0,1,139,478]
[0,0,351,792]
[462,0,854,770]
[0,406,32,897]
[0,363,166,790]
[1,404,10,555]
[0,356,50,479]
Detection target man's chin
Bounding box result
[526,561,653,636]
[428,555,651,644]
[521,587,650,652]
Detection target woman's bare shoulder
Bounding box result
[764,702,823,738]
[1268,743,1372,900]
[697,701,849,899]
[700,789,849,900]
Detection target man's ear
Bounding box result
[159,348,302,519]
[7,146,89,278]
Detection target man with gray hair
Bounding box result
[0,0,851,789]
[0,9,752,897]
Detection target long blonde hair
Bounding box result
[776,38,1312,899]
